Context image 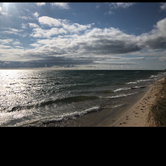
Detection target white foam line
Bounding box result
[113,87,131,92]
[14,106,101,127]
[126,82,137,85]
[105,92,138,99]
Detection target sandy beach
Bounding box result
[104,77,166,127]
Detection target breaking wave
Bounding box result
[14,106,101,127]
[102,92,138,99]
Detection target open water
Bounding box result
[0,69,166,126]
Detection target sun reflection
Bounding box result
[0,70,21,79]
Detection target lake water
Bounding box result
[0,69,166,126]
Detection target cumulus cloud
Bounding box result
[25,26,142,65]
[51,3,69,9]
[33,12,39,18]
[28,23,39,28]
[38,16,92,34]
[69,27,141,55]
[38,16,62,27]
[1,14,166,69]
[138,18,166,50]
[30,27,68,38]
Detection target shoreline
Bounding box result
[17,76,166,127]
[101,77,166,127]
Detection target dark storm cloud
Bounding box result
[78,39,141,54]
[0,56,93,69]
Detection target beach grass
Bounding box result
[148,77,166,127]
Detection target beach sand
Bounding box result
[103,77,166,127]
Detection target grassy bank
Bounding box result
[148,77,166,127]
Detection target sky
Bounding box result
[0,2,166,70]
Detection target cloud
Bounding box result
[20,16,33,20]
[2,14,166,69]
[25,26,142,64]
[0,39,14,44]
[38,16,62,27]
[62,22,92,33]
[109,3,134,9]
[159,56,166,61]
[2,28,23,35]
[104,11,114,15]
[0,45,12,49]
[30,27,68,38]
[36,3,46,6]
[33,12,39,18]
[0,6,2,12]
[160,3,166,11]
[51,3,69,9]
[38,16,93,34]
[28,23,39,28]
[21,23,28,29]
[12,39,21,46]
[138,18,166,50]
[94,62,137,65]
[0,55,93,69]
[69,27,141,55]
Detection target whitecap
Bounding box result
[113,87,131,92]
[104,92,138,99]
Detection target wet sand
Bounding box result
[103,77,165,127]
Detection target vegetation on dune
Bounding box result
[148,77,166,127]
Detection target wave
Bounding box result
[113,87,131,92]
[14,106,101,127]
[131,86,146,89]
[149,75,157,79]
[105,85,146,94]
[42,106,101,123]
[101,92,138,99]
[3,95,99,113]
[126,78,152,84]
[137,79,151,83]
[126,81,137,85]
